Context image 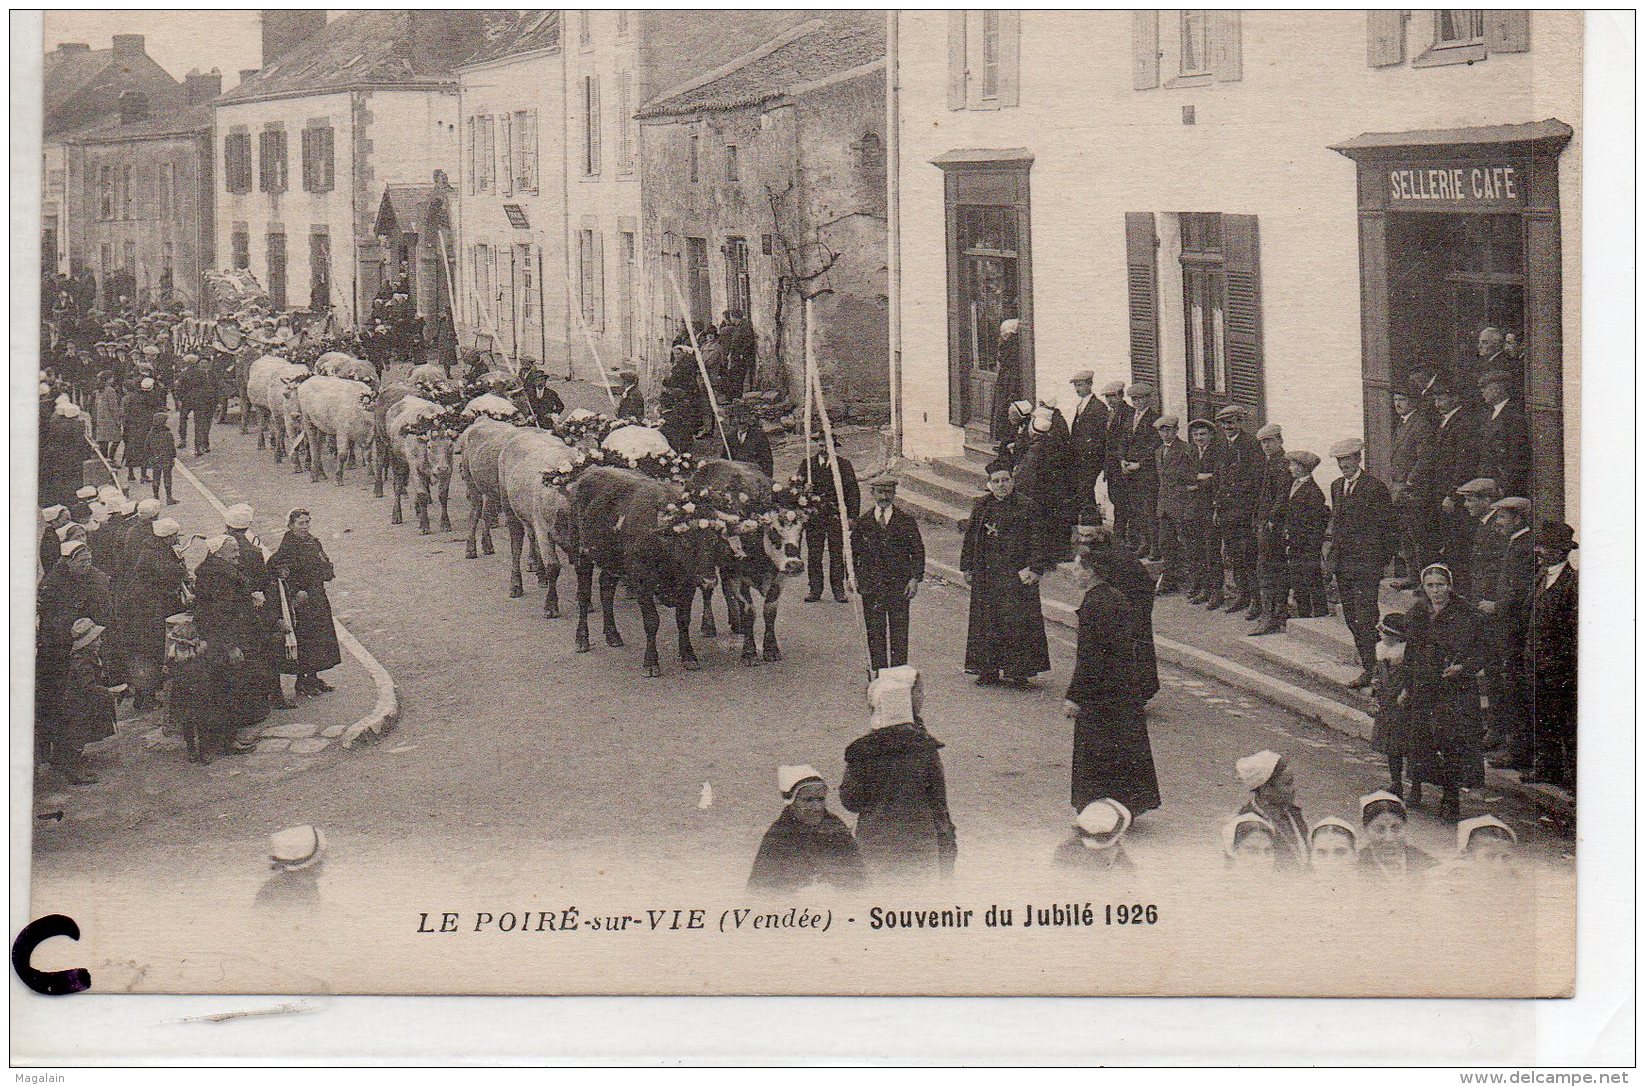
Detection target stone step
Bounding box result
[1284,615,1361,665]
[1243,630,1368,691]
[927,454,990,489]
[901,464,982,510]
[897,486,972,529]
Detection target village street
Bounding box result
[31,401,1576,911]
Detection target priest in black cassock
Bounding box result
[959,459,1055,688]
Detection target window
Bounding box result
[231,228,249,270]
[512,110,538,192]
[100,243,111,275]
[723,237,750,319]
[578,228,604,329]
[224,131,252,192]
[1436,10,1485,45]
[1411,9,1527,67]
[302,125,335,193]
[519,243,537,321]
[471,243,495,325]
[309,231,331,311]
[617,74,635,173]
[267,232,288,309]
[499,112,514,196]
[122,240,135,272]
[258,128,288,193]
[685,237,712,327]
[1176,211,1264,422]
[619,230,637,358]
[1179,10,1210,75]
[724,144,739,182]
[97,166,113,220]
[581,77,602,175]
[476,115,496,192]
[947,11,1020,110]
[688,131,700,183]
[1133,10,1243,89]
[158,162,176,217]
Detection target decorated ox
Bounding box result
[689,459,810,665]
[497,428,577,615]
[409,362,448,386]
[298,374,375,485]
[316,351,378,384]
[601,423,672,461]
[371,384,415,498]
[385,396,457,533]
[245,355,309,464]
[455,416,516,558]
[464,391,520,420]
[567,466,734,677]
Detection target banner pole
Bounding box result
[665,269,732,460]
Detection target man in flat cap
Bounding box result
[615,368,645,422]
[1388,386,1438,586]
[173,352,216,456]
[1100,380,1133,541]
[1118,382,1161,560]
[852,476,925,673]
[1450,477,1505,603]
[1481,496,1536,769]
[1212,404,1264,615]
[1475,370,1530,498]
[1281,450,1329,618]
[1325,436,1395,688]
[1526,520,1577,787]
[1249,423,1293,634]
[1067,371,1109,515]
[1183,419,1222,606]
[1151,416,1194,595]
[1428,377,1481,575]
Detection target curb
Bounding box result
[927,557,1573,821]
[173,460,401,750]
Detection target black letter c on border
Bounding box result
[12,914,91,995]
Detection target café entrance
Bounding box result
[1333,120,1572,515]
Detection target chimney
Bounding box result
[185,68,223,106]
[119,90,149,124]
[110,34,144,61]
[261,10,327,68]
[56,42,90,54]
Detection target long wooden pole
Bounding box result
[665,269,732,459]
[802,297,814,487]
[571,307,622,413]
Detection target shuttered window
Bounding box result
[515,109,538,193]
[1413,9,1528,67]
[463,117,475,195]
[582,76,602,176]
[1140,10,1242,88]
[1178,212,1263,422]
[301,126,334,193]
[1367,10,1407,66]
[949,10,1021,110]
[1221,215,1264,420]
[1125,212,1160,388]
[499,111,514,196]
[224,132,252,193]
[258,128,288,194]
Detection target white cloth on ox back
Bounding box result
[601,425,671,461]
[464,393,516,417]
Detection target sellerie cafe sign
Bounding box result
[1386,162,1527,209]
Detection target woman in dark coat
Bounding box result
[191,536,274,729]
[119,379,160,481]
[1282,451,1330,618]
[959,462,1054,686]
[1405,562,1488,821]
[270,508,343,695]
[747,768,866,894]
[47,619,117,784]
[1073,518,1161,703]
[1063,555,1161,816]
[116,519,188,710]
[1012,408,1076,561]
[840,668,958,883]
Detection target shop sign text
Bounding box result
[1387,163,1526,208]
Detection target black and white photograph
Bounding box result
[11,5,1632,1067]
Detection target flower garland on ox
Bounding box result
[657,482,813,542]
[400,407,468,442]
[539,447,697,491]
[553,411,641,447]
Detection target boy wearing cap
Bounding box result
[1526,521,1577,787]
[1325,437,1395,687]
[146,411,178,504]
[1282,450,1329,618]
[1183,420,1221,605]
[1212,405,1264,614]
[1118,383,1161,560]
[746,766,865,894]
[1250,424,1292,634]
[1449,477,1504,600]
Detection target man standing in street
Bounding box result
[1067,370,1109,515]
[1118,382,1161,559]
[1388,386,1437,586]
[852,477,925,674]
[801,433,860,603]
[1475,370,1530,499]
[1152,416,1193,596]
[1428,377,1480,575]
[1184,419,1222,606]
[1212,404,1263,616]
[724,401,774,477]
[1481,496,1536,771]
[1099,380,1132,540]
[614,368,645,421]
[1450,477,1505,601]
[1526,520,1577,788]
[1325,437,1395,689]
[173,353,215,456]
[1250,423,1292,635]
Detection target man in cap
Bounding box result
[1212,404,1264,614]
[1152,415,1194,595]
[800,432,861,604]
[1117,382,1161,559]
[1388,385,1439,586]
[1282,450,1329,618]
[1428,376,1481,573]
[1325,437,1395,688]
[1067,370,1110,515]
[1481,496,1536,769]
[1449,477,1505,602]
[852,476,925,672]
[1526,520,1577,787]
[614,368,645,421]
[38,506,71,579]
[1475,370,1530,498]
[1183,419,1222,605]
[723,400,773,477]
[173,352,216,455]
[1247,423,1293,634]
[746,765,865,894]
[1099,380,1133,533]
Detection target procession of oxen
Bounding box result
[235,344,829,680]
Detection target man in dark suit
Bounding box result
[615,368,645,421]
[1428,378,1481,576]
[723,401,773,477]
[1184,419,1222,606]
[1118,382,1161,559]
[1325,437,1395,688]
[1454,476,1506,602]
[1526,520,1577,787]
[1249,423,1293,634]
[1481,497,1537,771]
[800,433,861,603]
[1099,380,1132,541]
[1067,370,1109,515]
[1152,416,1194,596]
[1388,386,1438,585]
[1212,404,1264,615]
[852,477,925,673]
[1475,370,1530,499]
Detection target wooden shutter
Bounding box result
[1211,10,1243,82]
[463,117,474,194]
[301,128,313,191]
[500,112,514,196]
[1484,10,1530,53]
[1221,214,1265,420]
[594,231,607,330]
[947,12,967,109]
[1132,11,1159,90]
[1124,212,1160,387]
[1366,10,1406,66]
[525,109,539,191]
[322,128,335,192]
[998,10,1021,107]
[589,78,602,174]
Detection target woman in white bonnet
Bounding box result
[839,666,957,883]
